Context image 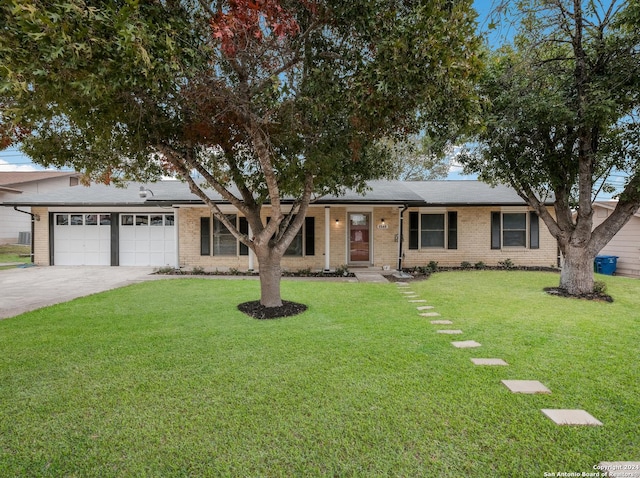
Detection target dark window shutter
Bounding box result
[491,212,501,250]
[305,216,315,256]
[447,211,458,250]
[239,217,249,256]
[529,212,539,249]
[409,212,419,249]
[200,217,211,256]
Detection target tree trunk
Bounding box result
[559,244,596,295]
[256,249,284,307]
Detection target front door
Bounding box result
[349,213,370,263]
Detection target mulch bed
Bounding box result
[238,300,308,319]
[543,287,613,302]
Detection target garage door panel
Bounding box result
[119,213,174,267]
[54,213,111,266]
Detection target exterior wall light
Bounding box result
[139,186,154,198]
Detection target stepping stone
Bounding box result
[471,358,509,366]
[597,463,640,478]
[416,305,434,310]
[430,320,453,325]
[501,380,551,394]
[437,329,463,334]
[419,312,441,317]
[541,409,603,426]
[451,340,481,348]
[405,295,419,299]
[408,299,427,303]
[400,291,415,295]
[396,283,409,287]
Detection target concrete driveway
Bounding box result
[0,266,157,320]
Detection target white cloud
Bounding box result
[0,159,38,172]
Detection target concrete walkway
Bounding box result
[352,271,389,283]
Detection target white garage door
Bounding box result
[119,213,175,266]
[54,213,112,265]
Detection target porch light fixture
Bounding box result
[381,218,385,225]
[139,186,154,198]
[335,218,340,224]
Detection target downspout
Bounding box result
[13,207,39,264]
[398,204,409,272]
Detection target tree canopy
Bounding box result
[460,0,640,295]
[1,0,482,307]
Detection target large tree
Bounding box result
[460,0,640,295]
[1,0,481,308]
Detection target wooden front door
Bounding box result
[349,213,370,263]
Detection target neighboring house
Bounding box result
[592,201,640,278]
[0,171,81,245]
[1,180,559,270]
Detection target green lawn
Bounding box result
[1,272,638,476]
[0,244,31,269]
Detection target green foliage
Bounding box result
[593,280,608,295]
[497,258,515,270]
[458,0,640,294]
[191,266,205,275]
[460,261,472,270]
[334,264,349,277]
[427,260,439,272]
[474,261,486,270]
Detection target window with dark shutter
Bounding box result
[491,212,501,249]
[239,217,249,256]
[305,216,315,256]
[529,212,539,249]
[409,212,419,249]
[447,211,458,250]
[200,217,210,256]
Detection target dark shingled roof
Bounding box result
[1,179,551,207]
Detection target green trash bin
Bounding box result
[594,255,618,275]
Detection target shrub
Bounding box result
[498,258,515,270]
[593,281,607,294]
[155,266,175,274]
[228,268,242,275]
[460,261,472,270]
[297,268,313,277]
[191,266,205,275]
[335,264,350,276]
[474,261,486,270]
[427,261,439,272]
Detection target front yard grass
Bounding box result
[0,244,31,269]
[0,271,638,476]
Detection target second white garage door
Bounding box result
[119,213,175,266]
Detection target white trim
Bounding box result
[324,206,331,271]
[49,206,172,213]
[173,207,180,268]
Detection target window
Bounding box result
[55,214,111,226]
[408,211,457,250]
[491,212,539,249]
[281,216,315,257]
[213,214,237,256]
[421,214,445,248]
[200,215,315,257]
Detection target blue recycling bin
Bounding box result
[594,255,618,275]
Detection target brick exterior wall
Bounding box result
[402,206,558,268]
[32,204,559,271]
[32,207,49,266]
